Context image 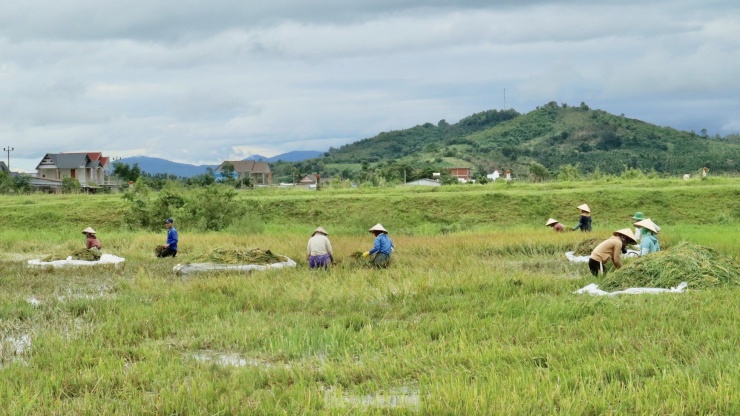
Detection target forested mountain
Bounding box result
[273,102,740,182]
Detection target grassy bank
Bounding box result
[0,179,738,414]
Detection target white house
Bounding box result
[486,170,500,181]
[35,152,110,187]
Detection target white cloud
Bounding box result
[1,0,739,172]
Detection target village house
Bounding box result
[35,152,110,187]
[297,174,332,189]
[215,160,272,185]
[449,167,472,182]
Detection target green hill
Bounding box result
[275,102,740,181]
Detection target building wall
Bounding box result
[449,168,472,180]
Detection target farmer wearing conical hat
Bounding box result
[545,218,564,232]
[362,223,395,268]
[634,219,660,256]
[307,226,334,269]
[82,227,102,250]
[588,228,637,276]
[572,204,592,232]
[631,211,660,243]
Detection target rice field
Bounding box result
[0,181,738,414]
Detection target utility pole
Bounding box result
[3,146,13,171]
[503,88,506,110]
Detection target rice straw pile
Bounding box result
[572,238,601,256]
[600,242,740,290]
[43,248,101,262]
[154,245,166,256]
[192,246,287,265]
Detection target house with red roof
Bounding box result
[35,152,110,187]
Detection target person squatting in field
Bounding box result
[634,219,660,256]
[588,228,637,276]
[545,218,565,232]
[158,218,178,258]
[573,204,592,232]
[307,226,334,269]
[363,223,395,268]
[82,227,101,250]
[630,211,661,243]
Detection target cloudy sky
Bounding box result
[1,0,738,172]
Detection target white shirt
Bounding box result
[307,234,333,257]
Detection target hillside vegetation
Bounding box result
[1,178,738,241]
[275,102,740,183]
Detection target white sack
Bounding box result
[574,282,688,296]
[173,257,297,274]
[27,254,126,268]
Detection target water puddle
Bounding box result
[189,350,290,370]
[26,297,42,307]
[0,333,32,369]
[323,385,422,410]
[56,284,116,301]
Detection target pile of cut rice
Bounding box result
[191,246,287,265]
[43,248,101,262]
[572,238,601,256]
[600,242,739,290]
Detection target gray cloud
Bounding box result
[1,0,738,172]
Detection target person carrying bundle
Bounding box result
[362,223,395,268]
[588,228,637,276]
[573,204,592,232]
[307,226,334,269]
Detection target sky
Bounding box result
[1,0,739,173]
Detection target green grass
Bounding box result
[0,179,738,414]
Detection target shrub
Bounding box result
[62,178,81,194]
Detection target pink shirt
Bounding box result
[86,236,101,249]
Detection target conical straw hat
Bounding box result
[577,204,590,213]
[613,228,637,244]
[545,218,558,226]
[312,226,328,236]
[368,223,388,233]
[633,219,658,234]
[82,227,97,234]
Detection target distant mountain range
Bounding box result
[118,150,323,177]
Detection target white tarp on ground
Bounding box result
[574,282,688,296]
[173,257,297,274]
[565,250,639,263]
[27,254,126,268]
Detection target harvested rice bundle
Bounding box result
[42,248,101,262]
[573,238,601,256]
[154,245,166,256]
[601,242,740,290]
[349,251,364,259]
[192,246,288,265]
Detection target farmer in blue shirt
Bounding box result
[362,223,395,268]
[158,218,179,258]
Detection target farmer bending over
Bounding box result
[307,226,333,269]
[363,223,395,268]
[588,228,637,276]
[82,227,101,250]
